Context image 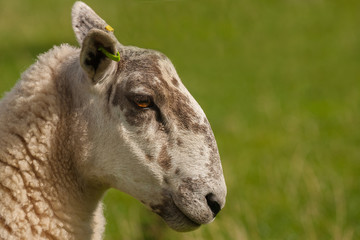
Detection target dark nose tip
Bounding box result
[205,193,221,217]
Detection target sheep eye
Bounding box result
[133,95,152,108]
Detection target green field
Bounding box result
[1,0,360,239]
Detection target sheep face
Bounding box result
[72,1,226,232]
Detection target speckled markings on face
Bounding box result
[158,145,172,171]
[110,48,219,173]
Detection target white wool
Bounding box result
[0,45,103,240]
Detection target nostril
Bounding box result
[205,193,221,218]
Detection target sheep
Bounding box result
[0,2,227,239]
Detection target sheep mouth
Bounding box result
[150,195,201,232]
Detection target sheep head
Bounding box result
[71,1,226,232]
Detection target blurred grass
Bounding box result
[1,0,360,239]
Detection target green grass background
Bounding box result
[1,0,360,239]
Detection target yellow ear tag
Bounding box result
[105,25,114,32]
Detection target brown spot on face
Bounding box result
[163,176,169,185]
[177,138,183,147]
[171,100,196,130]
[179,177,195,192]
[158,145,172,171]
[178,177,207,194]
[192,123,209,135]
[166,87,211,135]
[205,133,217,153]
[206,147,222,179]
[146,154,154,162]
[175,168,181,175]
[172,77,179,87]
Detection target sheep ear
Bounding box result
[80,29,118,83]
[72,1,113,46]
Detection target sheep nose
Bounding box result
[205,193,222,218]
